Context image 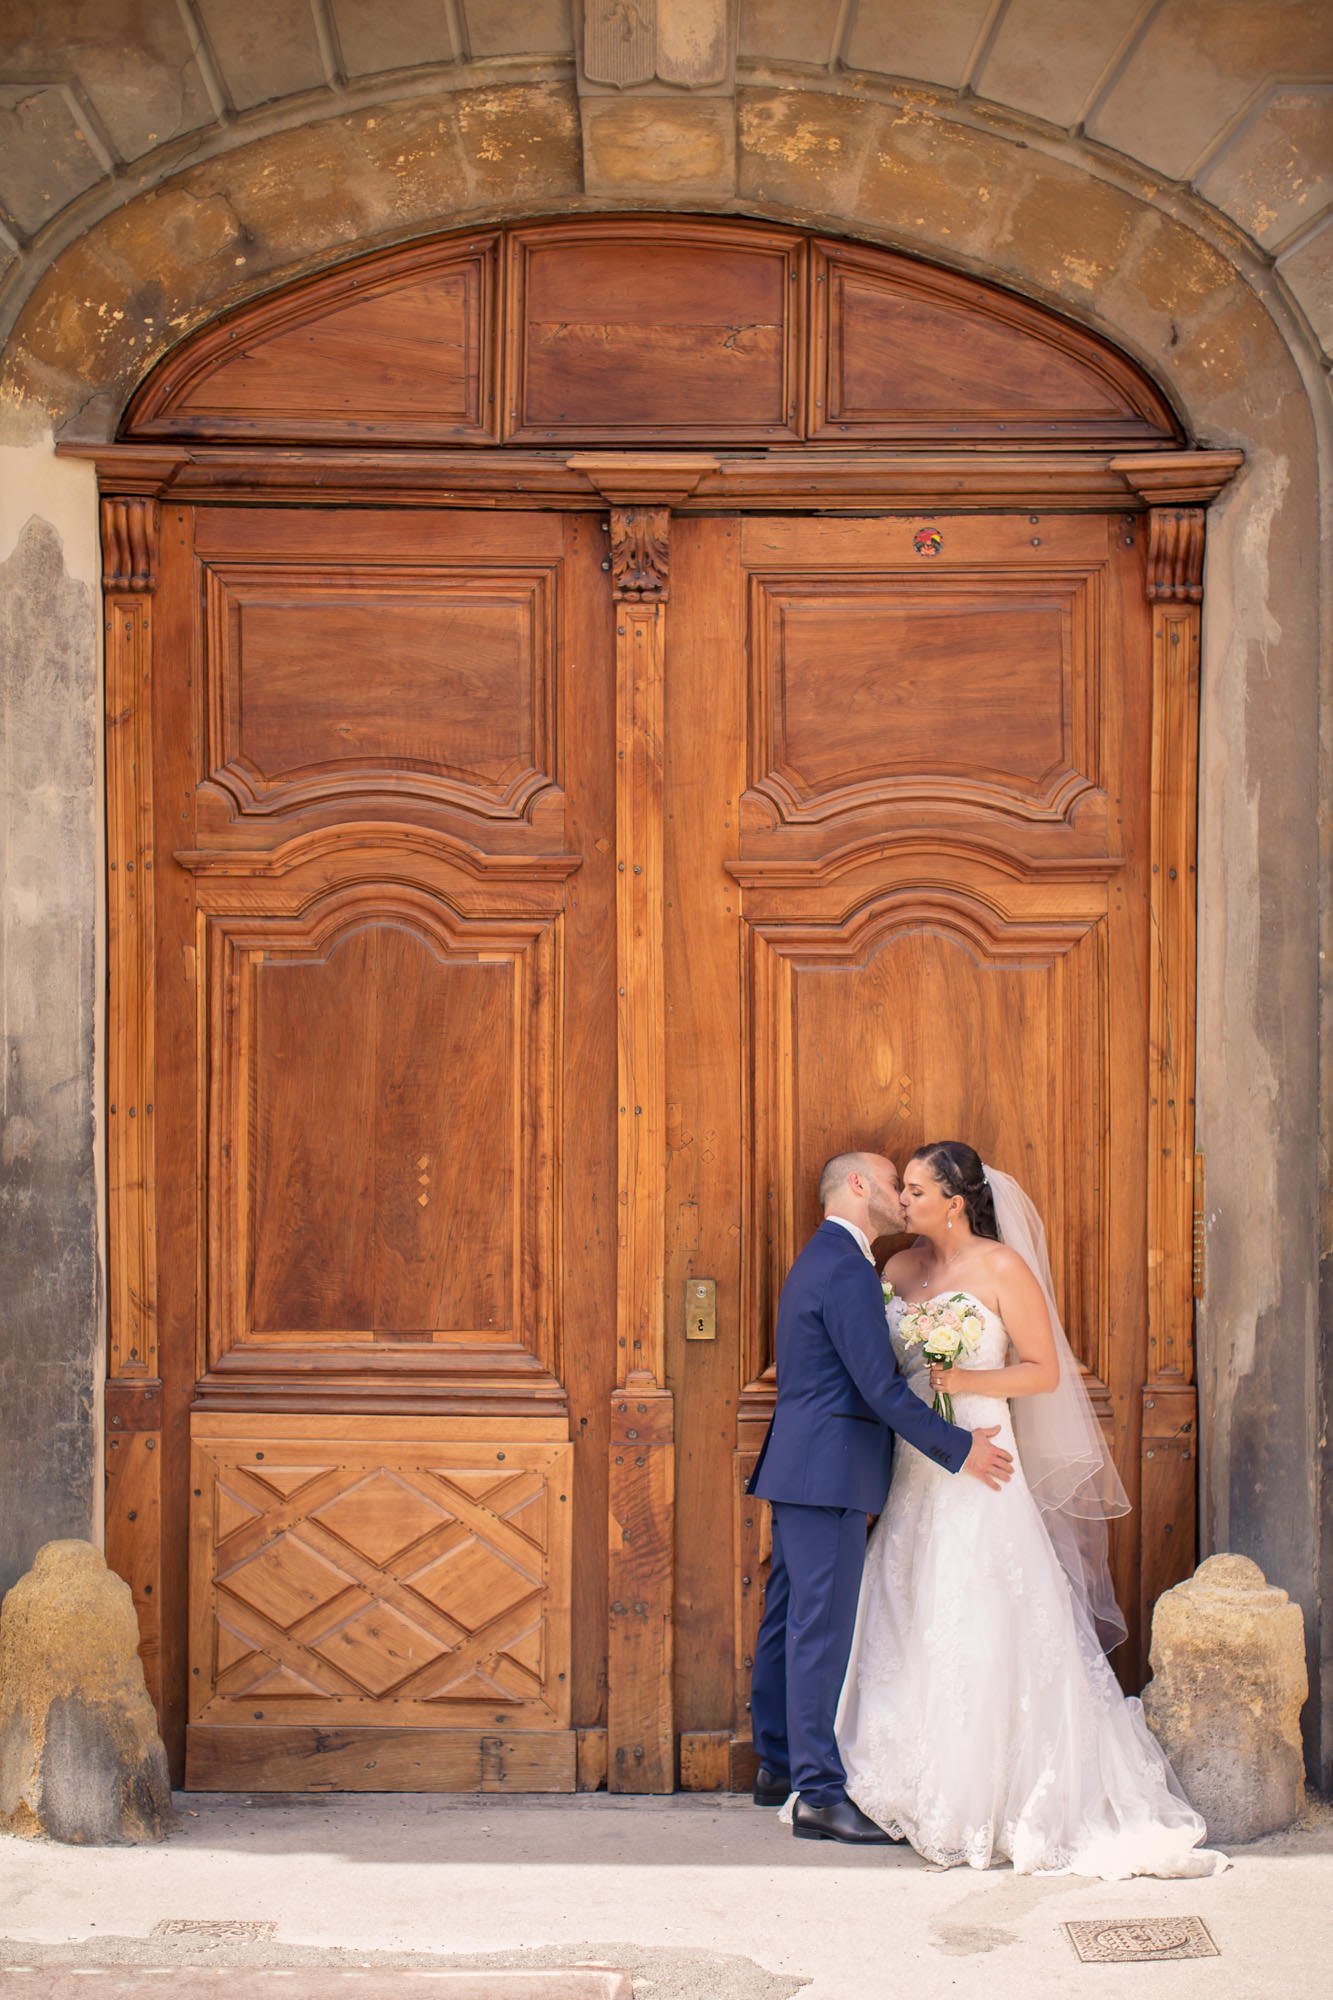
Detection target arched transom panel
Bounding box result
[122,216,1181,450]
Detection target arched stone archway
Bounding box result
[0,40,1326,1784]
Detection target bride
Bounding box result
[830,1139,1227,1878]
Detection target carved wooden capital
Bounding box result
[101,496,159,593]
[1110,450,1243,605]
[567,452,719,506]
[610,506,670,602]
[1110,449,1244,509]
[1145,507,1206,603]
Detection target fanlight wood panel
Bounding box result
[809,239,1179,443]
[745,570,1101,828]
[120,219,1179,453]
[206,894,558,1366]
[744,889,1110,1396]
[125,235,499,443]
[201,561,558,825]
[188,1417,572,1736]
[504,219,804,442]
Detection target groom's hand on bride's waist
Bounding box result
[963,1425,1014,1489]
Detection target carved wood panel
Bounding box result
[103,215,1222,1783]
[809,238,1179,444]
[126,235,500,444]
[745,569,1101,829]
[681,512,1154,1674]
[734,515,1125,880]
[743,893,1110,1398]
[132,505,616,1783]
[188,1418,572,1742]
[204,896,558,1366]
[121,220,1179,455]
[504,219,805,442]
[198,556,560,837]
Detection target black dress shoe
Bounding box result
[752,1764,791,1806]
[792,1795,903,1844]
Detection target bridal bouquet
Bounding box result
[897,1293,985,1422]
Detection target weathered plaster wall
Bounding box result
[0,12,1326,1780]
[0,443,102,1596]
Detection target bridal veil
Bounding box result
[984,1166,1131,1650]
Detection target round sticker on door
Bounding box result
[914,526,944,557]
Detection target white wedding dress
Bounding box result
[833,1294,1228,1877]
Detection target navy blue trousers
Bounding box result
[749,1501,868,1808]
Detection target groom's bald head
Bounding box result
[820,1150,892,1209]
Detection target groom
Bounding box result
[748,1150,1014,1843]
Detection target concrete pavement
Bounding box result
[2,1791,1330,1999]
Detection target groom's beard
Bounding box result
[868,1201,906,1240]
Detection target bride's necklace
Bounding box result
[915,1246,968,1297]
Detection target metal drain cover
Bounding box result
[1065,1916,1219,1963]
[150,1921,278,1942]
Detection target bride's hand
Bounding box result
[928,1363,957,1394]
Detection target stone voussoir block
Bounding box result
[1142,1552,1307,1845]
[0,1538,171,1844]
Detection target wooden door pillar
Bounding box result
[100,493,164,1714]
[570,457,716,1791]
[1112,451,1242,1667]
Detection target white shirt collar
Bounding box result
[825,1215,874,1263]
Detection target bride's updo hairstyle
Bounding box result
[909,1140,1001,1240]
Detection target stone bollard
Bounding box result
[0,1539,171,1843]
[1141,1552,1307,1844]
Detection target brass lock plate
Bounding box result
[685,1278,716,1341]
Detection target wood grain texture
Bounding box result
[1138,1383,1198,1648]
[104,1428,163,1715]
[733,1457,769,1779]
[728,513,1152,1667]
[200,560,559,825]
[609,508,670,603]
[132,507,616,1784]
[101,495,159,590]
[616,600,668,1389]
[1144,510,1205,602]
[148,499,204,1777]
[664,517,747,1739]
[117,219,1181,455]
[607,1390,674,1794]
[1137,571,1204,1671]
[188,1418,573,1764]
[105,1376,163,1431]
[679,1731,731,1791]
[809,237,1180,444]
[186,1725,575,1792]
[71,441,1215,513]
[101,223,1234,1786]
[505,219,803,443]
[1145,603,1201,1389]
[125,234,500,445]
[105,559,158,1377]
[575,1726,608,1791]
[744,568,1101,830]
[204,903,556,1360]
[607,544,676,1791]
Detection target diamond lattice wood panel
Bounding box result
[188,1419,572,1730]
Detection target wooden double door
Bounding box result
[136,492,1164,1791]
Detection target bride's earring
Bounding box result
[947,1216,953,1230]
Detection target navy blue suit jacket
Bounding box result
[748,1219,972,1512]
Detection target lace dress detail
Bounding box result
[832,1295,1227,1878]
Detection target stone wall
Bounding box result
[0,447,102,1597]
[0,4,1327,1777]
